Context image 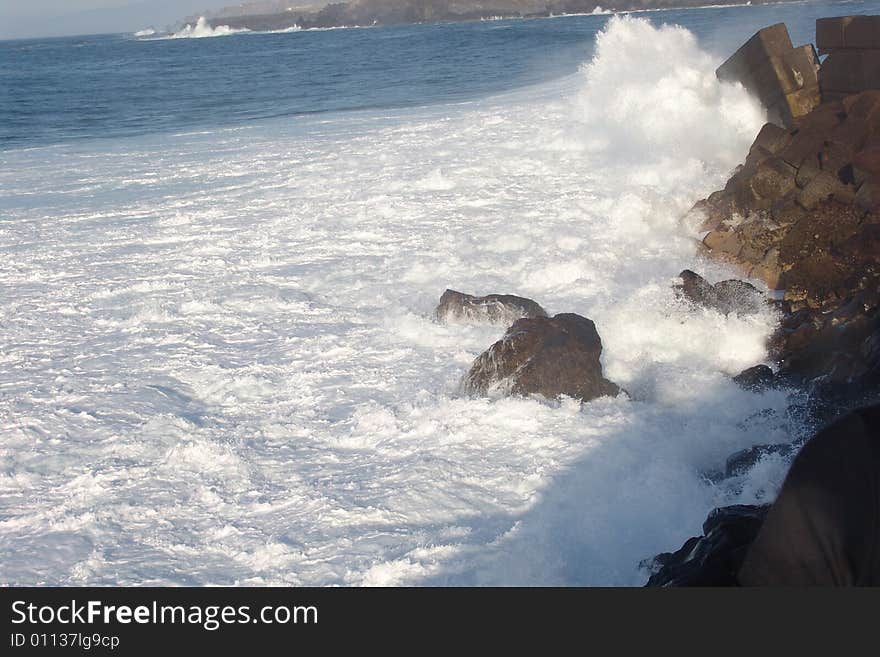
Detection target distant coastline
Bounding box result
[178,0,801,33]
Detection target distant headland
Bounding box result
[178,0,799,33]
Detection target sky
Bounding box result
[0,0,240,39]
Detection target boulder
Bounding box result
[725,443,796,477]
[435,289,547,325]
[674,270,765,316]
[733,364,777,391]
[461,313,620,402]
[644,505,770,587]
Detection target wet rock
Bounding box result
[675,270,765,315]
[644,505,770,587]
[435,289,547,325]
[461,313,619,402]
[725,443,796,477]
[733,364,777,391]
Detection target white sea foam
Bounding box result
[169,17,249,39]
[0,16,802,586]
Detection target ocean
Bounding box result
[1,0,878,586]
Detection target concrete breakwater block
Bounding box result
[816,15,880,101]
[817,15,880,54]
[717,24,820,128]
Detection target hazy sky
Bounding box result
[0,0,239,39]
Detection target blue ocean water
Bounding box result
[1,0,878,149]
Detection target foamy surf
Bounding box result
[0,14,804,586]
[168,17,249,39]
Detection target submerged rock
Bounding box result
[435,289,547,325]
[644,505,770,587]
[674,270,765,315]
[725,443,796,477]
[461,313,619,402]
[733,364,777,391]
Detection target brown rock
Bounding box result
[797,171,851,209]
[829,116,871,152]
[436,289,547,325]
[795,154,821,188]
[461,313,620,402]
[856,179,880,212]
[750,247,784,289]
[779,129,826,168]
[751,157,797,200]
[853,141,880,186]
[773,85,822,127]
[703,229,743,258]
[736,219,784,264]
[750,123,793,156]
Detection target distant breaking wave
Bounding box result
[169,17,250,39]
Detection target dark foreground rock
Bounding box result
[674,270,765,315]
[435,289,547,325]
[739,404,880,585]
[461,313,620,402]
[644,505,770,586]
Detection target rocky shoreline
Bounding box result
[198,0,786,33]
[652,15,880,585]
[433,16,880,585]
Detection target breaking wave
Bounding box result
[1,10,816,587]
[169,17,249,39]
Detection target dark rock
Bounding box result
[725,443,796,477]
[738,404,880,585]
[461,313,619,402]
[675,270,764,316]
[644,505,770,587]
[751,157,798,200]
[733,365,777,391]
[435,289,547,325]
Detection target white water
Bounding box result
[0,16,802,586]
[169,17,249,39]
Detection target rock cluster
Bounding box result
[649,16,880,586]
[644,505,770,587]
[434,290,620,403]
[696,91,880,293]
[694,93,880,396]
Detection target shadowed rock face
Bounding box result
[435,289,547,325]
[461,313,619,402]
